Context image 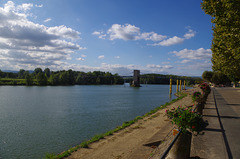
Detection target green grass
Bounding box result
[45,92,188,159]
[0,78,38,85]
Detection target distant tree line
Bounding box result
[139,74,201,85]
[124,73,201,86]
[0,68,124,86]
[202,70,232,86]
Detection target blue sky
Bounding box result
[0,0,213,76]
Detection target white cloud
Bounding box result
[81,54,86,57]
[184,29,196,39]
[180,59,191,63]
[94,24,196,47]
[92,31,106,39]
[188,61,212,71]
[136,32,167,41]
[147,64,173,69]
[35,4,43,8]
[153,36,184,46]
[107,24,140,40]
[44,18,51,23]
[172,48,212,60]
[0,1,85,71]
[115,56,120,59]
[92,31,101,35]
[93,23,166,42]
[152,28,196,46]
[98,55,105,59]
[76,58,84,61]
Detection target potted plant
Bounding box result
[192,91,202,103]
[165,106,203,158]
[199,82,211,95]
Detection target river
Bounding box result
[0,84,183,159]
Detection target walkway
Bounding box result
[191,87,240,159]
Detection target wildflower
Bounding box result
[165,109,168,113]
[192,125,196,129]
[179,116,181,117]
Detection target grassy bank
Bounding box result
[45,92,188,159]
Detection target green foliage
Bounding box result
[0,69,124,86]
[25,73,33,85]
[211,72,231,85]
[36,72,48,85]
[202,71,213,82]
[201,0,240,79]
[166,106,203,134]
[44,68,51,78]
[139,74,201,85]
[192,91,202,103]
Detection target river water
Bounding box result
[0,84,182,159]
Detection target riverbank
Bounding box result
[55,88,197,159]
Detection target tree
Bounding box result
[36,72,47,85]
[201,0,240,80]
[202,71,214,82]
[44,68,51,78]
[211,72,231,85]
[49,73,59,85]
[25,73,33,85]
[18,69,25,78]
[34,68,43,76]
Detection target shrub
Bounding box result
[199,82,211,95]
[166,106,203,134]
[192,91,202,103]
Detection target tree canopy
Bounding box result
[201,0,240,80]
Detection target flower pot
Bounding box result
[166,131,192,159]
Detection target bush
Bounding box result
[192,91,202,103]
[166,106,203,134]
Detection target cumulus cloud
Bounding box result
[115,56,120,59]
[92,31,106,39]
[76,58,84,61]
[35,4,43,8]
[92,31,101,35]
[93,24,196,47]
[44,18,51,23]
[172,48,212,60]
[152,28,196,46]
[93,24,166,41]
[184,29,196,39]
[180,59,191,63]
[0,1,84,70]
[107,24,140,40]
[98,55,105,59]
[153,36,184,46]
[147,64,173,69]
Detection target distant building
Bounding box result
[131,70,141,87]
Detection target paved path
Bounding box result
[191,87,240,159]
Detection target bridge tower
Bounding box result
[131,70,141,87]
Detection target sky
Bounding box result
[0,0,213,76]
